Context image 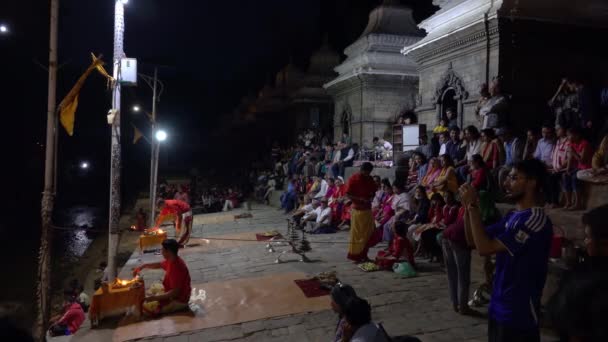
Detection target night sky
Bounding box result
[0,0,440,323]
[2,0,437,227]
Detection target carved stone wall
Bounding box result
[409,19,499,130]
[329,74,417,148]
[405,0,608,134]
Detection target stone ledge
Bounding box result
[496,203,585,245]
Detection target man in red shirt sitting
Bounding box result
[133,239,192,315]
[47,290,85,337]
[156,199,193,247]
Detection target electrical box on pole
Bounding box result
[119,58,137,86]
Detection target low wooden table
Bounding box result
[139,231,168,254]
[89,280,145,326]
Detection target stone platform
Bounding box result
[68,205,563,342]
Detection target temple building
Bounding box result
[290,37,341,136]
[324,0,424,149]
[230,40,341,146]
[403,0,608,131]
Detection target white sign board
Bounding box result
[402,125,420,152]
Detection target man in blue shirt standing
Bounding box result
[461,159,552,342]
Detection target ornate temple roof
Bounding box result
[360,0,424,37]
[307,36,341,76]
[324,2,422,90]
[275,62,305,89]
[403,0,608,56]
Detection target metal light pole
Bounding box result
[107,0,126,281]
[36,0,59,338]
[151,130,167,217]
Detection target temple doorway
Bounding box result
[440,88,458,121]
[341,110,350,136]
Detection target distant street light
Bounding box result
[132,105,141,112]
[0,25,8,34]
[155,130,167,142]
[80,162,89,169]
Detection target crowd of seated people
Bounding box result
[193,187,244,213]
[324,76,608,332]
[269,75,608,246]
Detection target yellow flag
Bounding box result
[58,54,108,136]
[133,125,143,144]
[91,53,114,87]
[59,95,79,137]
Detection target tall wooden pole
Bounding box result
[36,0,59,339]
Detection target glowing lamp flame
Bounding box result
[158,229,164,234]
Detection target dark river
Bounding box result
[1,203,105,329]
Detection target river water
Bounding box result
[1,203,104,328]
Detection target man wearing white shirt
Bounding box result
[464,126,482,162]
[331,142,343,177]
[533,124,555,167]
[438,132,449,156]
[373,137,393,151]
[373,137,393,161]
[301,199,321,225]
[291,196,314,225]
[337,143,358,178]
[343,145,356,164]
[308,198,332,232]
[458,125,482,182]
[314,176,329,199]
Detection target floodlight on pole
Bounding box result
[155,130,167,142]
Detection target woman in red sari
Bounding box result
[339,200,353,229]
[410,193,444,259]
[375,220,416,270]
[329,177,346,225]
[480,128,504,170]
[421,191,459,262]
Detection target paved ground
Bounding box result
[72,204,559,342]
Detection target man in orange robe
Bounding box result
[345,162,378,262]
[156,199,192,247]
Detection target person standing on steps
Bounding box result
[461,159,552,342]
[345,162,378,263]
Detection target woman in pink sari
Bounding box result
[421,157,442,197]
[375,179,395,228]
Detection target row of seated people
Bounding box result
[412,123,608,212]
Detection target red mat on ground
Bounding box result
[255,233,283,241]
[294,279,331,298]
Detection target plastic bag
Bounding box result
[392,262,417,277]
